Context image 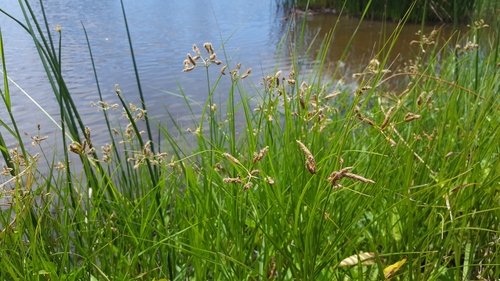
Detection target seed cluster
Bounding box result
[221,146,273,191]
[182,43,222,72]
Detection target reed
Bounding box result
[0,0,499,280]
[280,0,478,23]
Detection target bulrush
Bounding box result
[296,140,316,174]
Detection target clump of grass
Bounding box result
[279,0,478,23]
[1,0,500,280]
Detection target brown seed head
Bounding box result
[362,118,375,126]
[296,140,316,174]
[327,166,354,186]
[193,44,201,56]
[265,176,275,185]
[69,142,83,155]
[324,91,340,100]
[344,172,375,184]
[183,65,195,72]
[223,152,242,166]
[380,106,395,130]
[404,112,422,122]
[203,42,214,54]
[250,169,260,175]
[187,53,197,66]
[252,146,269,164]
[223,176,243,184]
[243,182,253,191]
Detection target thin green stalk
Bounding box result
[119,0,158,169]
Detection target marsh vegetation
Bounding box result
[0,0,499,280]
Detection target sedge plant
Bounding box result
[0,0,499,280]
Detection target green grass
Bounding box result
[279,0,479,23]
[1,0,500,280]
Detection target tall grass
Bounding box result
[280,0,478,23]
[1,0,499,280]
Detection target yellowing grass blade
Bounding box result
[337,252,376,267]
[383,256,407,279]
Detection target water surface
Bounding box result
[0,0,475,170]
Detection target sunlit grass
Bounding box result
[1,0,499,280]
[278,0,479,23]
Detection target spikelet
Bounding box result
[265,176,275,185]
[250,169,260,175]
[327,167,374,187]
[252,146,269,164]
[183,65,195,72]
[223,152,242,166]
[296,140,316,174]
[344,173,375,183]
[404,112,421,122]
[223,176,243,184]
[380,106,395,130]
[241,68,252,79]
[243,182,253,191]
[203,42,214,54]
[324,91,340,100]
[193,44,201,56]
[187,53,197,66]
[327,166,353,183]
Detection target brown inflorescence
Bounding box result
[223,152,242,166]
[252,146,269,165]
[296,140,316,175]
[327,166,374,188]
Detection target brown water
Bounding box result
[0,0,479,171]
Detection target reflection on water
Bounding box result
[285,12,472,84]
[0,0,489,171]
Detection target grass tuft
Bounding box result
[1,0,499,280]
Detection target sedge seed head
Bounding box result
[296,140,316,174]
[223,152,242,166]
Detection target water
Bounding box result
[0,0,473,172]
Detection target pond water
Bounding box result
[0,0,470,169]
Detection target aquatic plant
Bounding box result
[279,0,479,23]
[0,0,499,280]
